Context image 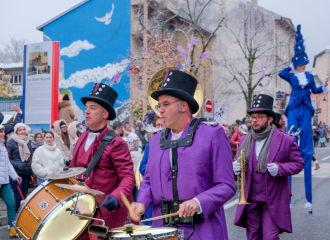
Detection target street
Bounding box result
[225,146,330,240]
[3,146,330,239]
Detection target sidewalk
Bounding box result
[0,198,19,240]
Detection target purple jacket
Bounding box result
[137,118,236,240]
[234,129,304,233]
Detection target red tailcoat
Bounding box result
[70,127,135,235]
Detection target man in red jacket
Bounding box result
[70,83,135,239]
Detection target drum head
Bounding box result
[113,227,178,238]
[36,194,96,240]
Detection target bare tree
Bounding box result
[217,3,290,113]
[131,0,225,118]
[0,36,27,63]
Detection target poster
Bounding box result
[22,41,59,133]
[214,102,228,126]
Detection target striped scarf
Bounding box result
[240,125,275,173]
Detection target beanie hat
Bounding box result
[14,123,27,133]
[63,94,70,101]
[292,25,309,67]
[59,121,66,127]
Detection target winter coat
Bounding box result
[58,101,75,125]
[230,130,242,152]
[313,129,320,140]
[32,143,65,180]
[68,121,79,145]
[53,120,73,161]
[319,126,327,138]
[0,140,19,184]
[2,113,23,135]
[7,138,33,177]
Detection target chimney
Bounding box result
[251,0,258,4]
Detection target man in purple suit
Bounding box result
[129,69,236,239]
[233,94,304,240]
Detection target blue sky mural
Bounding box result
[42,0,131,121]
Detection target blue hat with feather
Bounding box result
[292,24,309,67]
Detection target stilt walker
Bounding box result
[278,24,329,213]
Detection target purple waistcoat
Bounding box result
[248,141,267,202]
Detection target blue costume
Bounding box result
[278,25,327,210]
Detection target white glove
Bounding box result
[267,163,278,177]
[289,63,295,72]
[233,162,241,175]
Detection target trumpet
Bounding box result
[236,143,249,205]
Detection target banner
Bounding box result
[22,41,59,133]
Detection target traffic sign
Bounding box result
[205,99,213,113]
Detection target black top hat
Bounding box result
[81,83,118,120]
[150,70,199,114]
[247,94,276,120]
[273,112,282,129]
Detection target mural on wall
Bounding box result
[41,0,131,122]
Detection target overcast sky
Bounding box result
[1,0,329,71]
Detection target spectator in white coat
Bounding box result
[32,131,65,185]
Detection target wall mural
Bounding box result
[42,0,131,122]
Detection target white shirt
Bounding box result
[84,132,100,152]
[255,137,267,160]
[169,130,203,213]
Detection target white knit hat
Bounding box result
[126,132,140,147]
[0,125,4,130]
[14,123,27,133]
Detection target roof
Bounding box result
[313,46,330,67]
[0,62,23,69]
[36,0,90,31]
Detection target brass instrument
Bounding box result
[135,153,144,189]
[236,143,249,205]
[147,67,204,117]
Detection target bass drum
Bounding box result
[14,178,96,240]
[113,227,184,240]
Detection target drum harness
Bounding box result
[160,118,206,240]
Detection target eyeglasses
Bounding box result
[155,100,180,111]
[250,115,267,121]
[61,126,67,129]
[156,123,163,127]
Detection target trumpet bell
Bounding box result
[147,67,204,117]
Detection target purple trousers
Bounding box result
[245,200,280,240]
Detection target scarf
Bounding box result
[32,140,44,149]
[10,133,31,162]
[240,125,275,173]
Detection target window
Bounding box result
[19,75,22,83]
[311,100,316,109]
[14,75,18,84]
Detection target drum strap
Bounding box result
[83,130,117,178]
[160,118,206,223]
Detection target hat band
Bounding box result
[251,108,266,111]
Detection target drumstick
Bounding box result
[288,125,294,134]
[120,191,138,219]
[15,181,25,200]
[140,212,180,222]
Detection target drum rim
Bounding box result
[113,227,184,239]
[33,193,96,240]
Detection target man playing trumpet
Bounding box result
[233,94,304,240]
